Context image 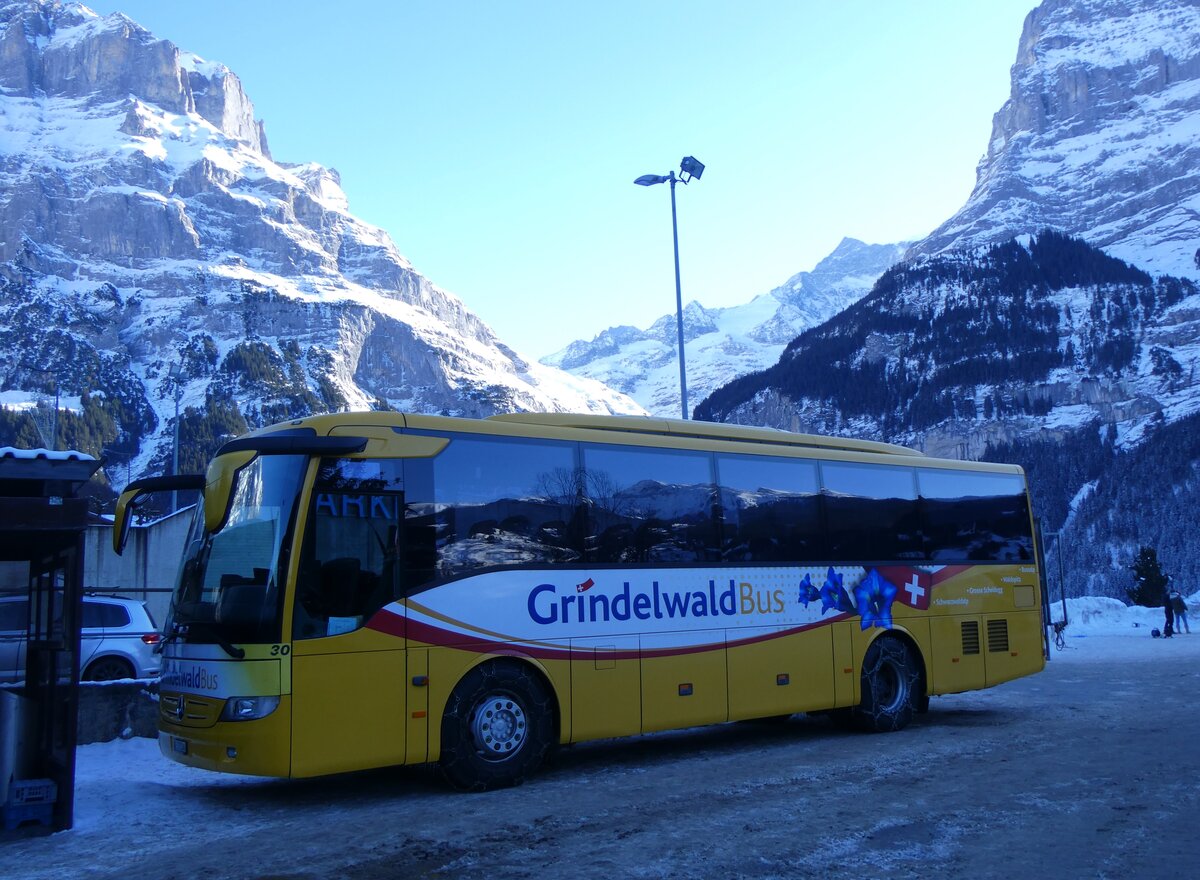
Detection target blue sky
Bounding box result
[90,0,1036,359]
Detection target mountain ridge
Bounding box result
[0,0,644,491]
[541,237,906,417]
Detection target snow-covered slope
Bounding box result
[910,0,1200,279]
[0,1,644,486]
[698,234,1200,452]
[543,238,905,417]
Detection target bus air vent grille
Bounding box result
[987,619,1010,653]
[160,692,222,728]
[961,620,980,655]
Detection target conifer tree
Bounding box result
[1126,546,1168,607]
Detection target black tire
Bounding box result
[853,637,920,733]
[438,660,555,792]
[84,656,135,682]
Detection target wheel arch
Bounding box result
[82,652,136,680]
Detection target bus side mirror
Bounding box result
[112,474,207,555]
[113,490,137,555]
[203,450,256,534]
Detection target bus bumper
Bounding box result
[159,694,293,778]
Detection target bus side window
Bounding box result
[918,469,1033,562]
[412,433,583,581]
[294,459,405,640]
[822,461,923,562]
[716,454,822,563]
[581,444,716,564]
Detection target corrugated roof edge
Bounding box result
[486,414,923,457]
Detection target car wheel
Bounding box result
[84,656,135,682]
[853,637,919,733]
[439,660,554,792]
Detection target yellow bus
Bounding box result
[115,412,1046,790]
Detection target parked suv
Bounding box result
[0,594,161,684]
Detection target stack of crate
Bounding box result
[2,779,57,831]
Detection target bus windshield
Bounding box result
[167,454,308,646]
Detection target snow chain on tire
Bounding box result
[854,637,920,733]
[439,659,555,792]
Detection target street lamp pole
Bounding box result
[169,363,183,512]
[667,172,688,421]
[635,156,704,420]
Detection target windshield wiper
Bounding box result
[214,636,246,660]
[160,622,246,660]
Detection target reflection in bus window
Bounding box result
[918,469,1033,561]
[822,461,922,561]
[295,459,405,640]
[581,444,715,564]
[717,454,823,562]
[408,434,583,581]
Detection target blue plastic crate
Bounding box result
[2,800,53,831]
[9,779,56,805]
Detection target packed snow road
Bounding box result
[3,630,1199,880]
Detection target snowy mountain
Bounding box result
[542,238,905,417]
[699,234,1199,451]
[910,0,1200,279]
[0,1,644,490]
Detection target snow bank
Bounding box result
[1046,594,1200,664]
[1048,594,1198,634]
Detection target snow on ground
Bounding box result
[4,590,1195,873]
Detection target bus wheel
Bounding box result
[854,637,919,733]
[439,660,554,792]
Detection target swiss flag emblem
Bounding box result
[878,567,931,610]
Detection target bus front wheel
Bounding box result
[439,660,554,792]
[854,637,920,733]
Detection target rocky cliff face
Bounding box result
[542,238,906,416]
[0,1,643,487]
[911,0,1200,279]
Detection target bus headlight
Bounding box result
[219,695,280,722]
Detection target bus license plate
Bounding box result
[173,737,188,755]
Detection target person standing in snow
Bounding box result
[1168,580,1189,634]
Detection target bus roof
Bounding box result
[486,413,924,457]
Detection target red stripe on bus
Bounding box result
[368,611,855,661]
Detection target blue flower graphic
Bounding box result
[798,573,820,608]
[819,566,855,615]
[855,568,899,631]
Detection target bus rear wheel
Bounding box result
[853,637,920,733]
[439,660,554,792]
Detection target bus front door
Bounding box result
[290,626,407,777]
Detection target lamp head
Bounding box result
[680,156,704,182]
[634,173,670,186]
